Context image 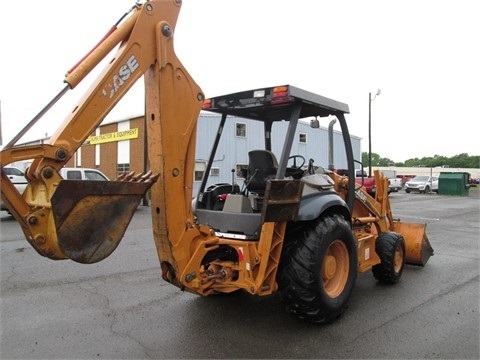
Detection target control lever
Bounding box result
[231,169,236,193]
[308,158,315,174]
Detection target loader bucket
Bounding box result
[393,221,434,266]
[51,177,155,264]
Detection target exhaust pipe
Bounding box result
[328,118,337,171]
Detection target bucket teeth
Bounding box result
[139,171,160,183]
[116,171,135,181]
[116,171,159,183]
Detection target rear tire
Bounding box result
[277,214,357,324]
[372,232,406,283]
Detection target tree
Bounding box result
[361,152,396,167]
[363,152,480,169]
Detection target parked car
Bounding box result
[388,177,403,192]
[60,167,109,181]
[1,166,28,212]
[398,174,415,185]
[469,177,479,186]
[335,168,376,195]
[405,175,438,193]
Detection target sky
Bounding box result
[1,0,479,162]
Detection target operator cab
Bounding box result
[193,85,354,239]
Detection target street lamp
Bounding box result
[368,89,381,177]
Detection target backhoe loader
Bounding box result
[0,0,433,324]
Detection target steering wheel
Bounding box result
[288,155,306,169]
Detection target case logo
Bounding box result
[102,54,139,99]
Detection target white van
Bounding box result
[60,167,109,181]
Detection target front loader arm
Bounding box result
[0,0,203,263]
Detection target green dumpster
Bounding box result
[438,172,470,196]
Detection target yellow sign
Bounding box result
[86,128,139,145]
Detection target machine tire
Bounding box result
[405,189,411,193]
[372,232,406,283]
[422,185,430,194]
[277,214,357,324]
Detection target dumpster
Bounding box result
[438,172,470,196]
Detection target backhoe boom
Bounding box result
[0,0,203,264]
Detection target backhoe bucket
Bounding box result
[393,221,434,266]
[51,176,155,264]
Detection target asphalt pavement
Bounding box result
[1,189,479,359]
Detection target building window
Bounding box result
[299,133,307,143]
[235,164,248,179]
[117,163,130,176]
[195,161,207,182]
[210,167,220,176]
[236,123,247,138]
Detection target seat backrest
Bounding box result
[246,150,278,193]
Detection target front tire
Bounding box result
[277,214,357,324]
[372,232,406,283]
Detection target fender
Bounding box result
[296,191,351,222]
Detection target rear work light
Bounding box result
[271,85,292,104]
[202,98,212,110]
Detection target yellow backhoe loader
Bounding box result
[0,0,433,323]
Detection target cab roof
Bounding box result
[203,85,349,122]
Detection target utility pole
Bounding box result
[368,89,381,177]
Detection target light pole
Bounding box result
[368,89,381,177]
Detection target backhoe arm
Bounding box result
[0,0,203,263]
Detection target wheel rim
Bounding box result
[393,245,404,273]
[322,240,349,298]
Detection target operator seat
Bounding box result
[245,150,278,195]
